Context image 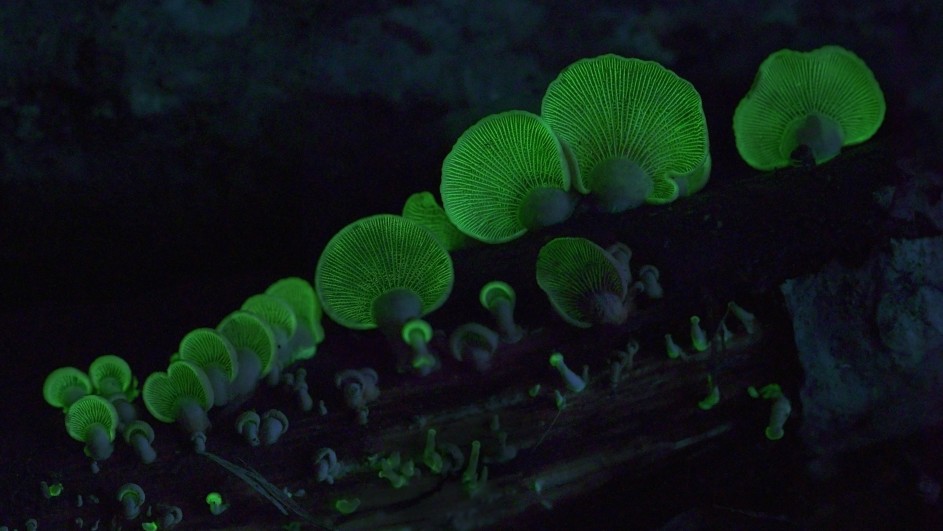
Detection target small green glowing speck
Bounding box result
[334,497,361,514]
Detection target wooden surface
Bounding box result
[5,143,902,530]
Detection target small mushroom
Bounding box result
[177,328,238,407]
[205,491,229,515]
[549,352,586,393]
[43,367,92,412]
[334,368,379,410]
[216,311,277,398]
[235,410,261,447]
[479,281,525,343]
[449,323,500,372]
[153,504,183,528]
[65,395,119,464]
[766,394,792,441]
[122,420,156,464]
[260,409,289,445]
[313,447,340,485]
[142,360,214,451]
[637,264,663,299]
[291,368,314,412]
[401,318,438,373]
[606,242,633,287]
[117,483,145,520]
[536,237,629,327]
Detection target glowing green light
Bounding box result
[334,497,361,514]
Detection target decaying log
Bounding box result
[17,143,902,530]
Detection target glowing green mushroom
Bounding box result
[402,191,470,251]
[733,45,886,170]
[43,366,93,412]
[117,483,145,520]
[536,237,629,328]
[87,354,140,425]
[241,293,299,384]
[316,214,453,371]
[265,276,323,357]
[88,354,137,401]
[217,310,277,397]
[65,394,119,462]
[441,110,574,244]
[542,54,711,211]
[178,328,239,406]
[123,419,157,464]
[479,280,524,343]
[142,360,214,445]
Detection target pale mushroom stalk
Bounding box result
[479,281,524,343]
[450,323,500,372]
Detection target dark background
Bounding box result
[1,1,941,528]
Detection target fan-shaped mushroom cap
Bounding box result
[315,214,454,331]
[242,294,300,376]
[242,294,298,347]
[217,310,277,395]
[178,328,238,406]
[43,367,93,411]
[65,394,119,461]
[88,355,135,399]
[265,276,324,345]
[403,191,470,251]
[441,110,573,243]
[536,237,629,328]
[542,54,710,211]
[733,45,885,170]
[142,360,214,435]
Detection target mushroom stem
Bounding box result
[589,158,654,213]
[518,186,575,230]
[792,112,844,164]
[177,399,211,437]
[86,424,114,462]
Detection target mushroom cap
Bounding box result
[449,322,500,360]
[402,191,470,251]
[43,366,93,410]
[315,214,454,330]
[265,276,324,344]
[479,280,516,311]
[401,318,433,345]
[542,54,709,205]
[242,293,298,345]
[262,409,289,433]
[65,394,119,460]
[142,360,214,424]
[235,410,261,433]
[441,110,572,243]
[178,328,239,382]
[217,310,277,378]
[65,394,119,441]
[117,482,145,510]
[122,419,155,445]
[536,237,629,328]
[733,45,886,170]
[88,355,135,399]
